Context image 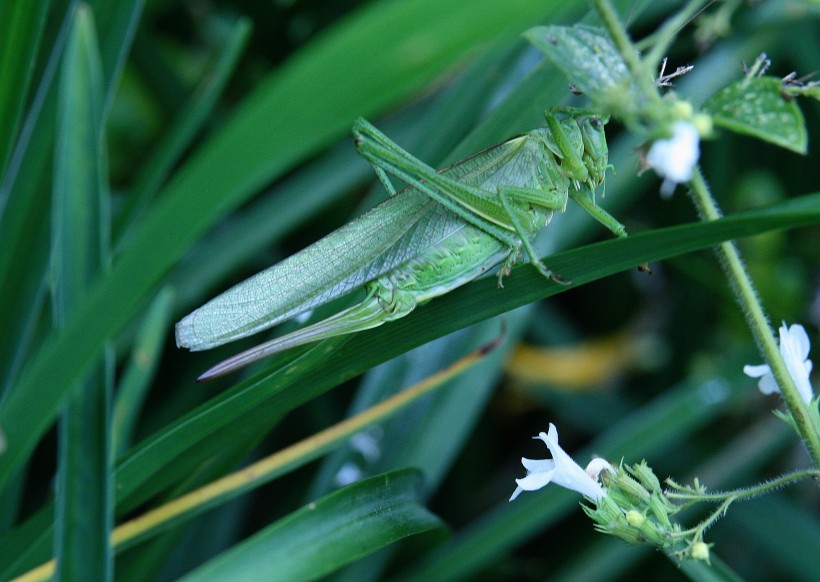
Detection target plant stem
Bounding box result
[688,169,820,467]
[671,469,820,544]
[593,0,659,103]
[666,468,820,503]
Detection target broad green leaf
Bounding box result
[704,76,808,154]
[525,25,642,116]
[179,470,443,582]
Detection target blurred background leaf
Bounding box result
[0,0,818,580]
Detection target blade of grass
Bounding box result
[112,287,176,457]
[86,0,145,109]
[0,0,145,396]
[51,6,113,580]
[8,341,495,580]
[114,17,252,244]
[0,0,51,182]
[0,3,71,396]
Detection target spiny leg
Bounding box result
[498,185,570,284]
[567,189,627,239]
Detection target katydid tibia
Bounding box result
[176,108,628,381]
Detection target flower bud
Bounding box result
[691,542,711,563]
[692,113,713,137]
[671,99,694,119]
[625,510,645,526]
[628,461,661,492]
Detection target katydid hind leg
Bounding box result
[355,123,523,249]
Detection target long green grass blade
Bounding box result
[86,0,145,108]
[0,0,144,398]
[112,287,176,457]
[0,0,51,182]
[51,6,113,580]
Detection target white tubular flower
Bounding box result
[510,424,611,502]
[743,322,814,404]
[646,121,700,197]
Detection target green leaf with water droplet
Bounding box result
[704,76,807,154]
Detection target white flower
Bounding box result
[646,121,700,197]
[743,322,813,404]
[509,423,611,502]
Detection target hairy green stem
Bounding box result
[593,0,659,103]
[688,169,820,467]
[667,469,820,503]
[668,469,820,548]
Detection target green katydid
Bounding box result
[176,108,628,381]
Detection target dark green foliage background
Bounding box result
[0,0,818,580]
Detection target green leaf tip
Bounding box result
[704,76,808,155]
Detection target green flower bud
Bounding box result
[629,461,661,492]
[625,510,645,527]
[691,542,711,563]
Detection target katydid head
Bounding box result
[577,114,610,192]
[543,110,611,193]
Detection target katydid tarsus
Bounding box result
[176,108,628,381]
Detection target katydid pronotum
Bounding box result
[176,109,628,380]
